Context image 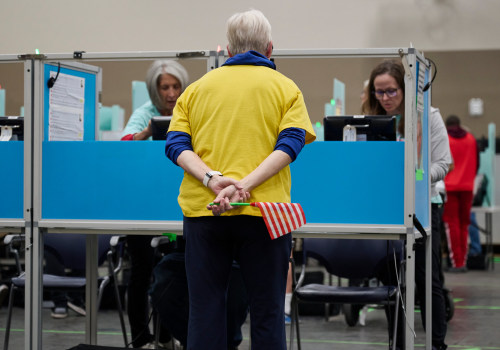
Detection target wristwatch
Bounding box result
[203,171,222,187]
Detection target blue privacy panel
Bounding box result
[291,141,404,225]
[42,141,184,220]
[0,142,23,219]
[42,141,404,224]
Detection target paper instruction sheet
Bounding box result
[48,71,85,141]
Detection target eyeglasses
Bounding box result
[373,88,399,99]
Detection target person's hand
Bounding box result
[132,121,153,140]
[207,175,238,196]
[228,182,250,203]
[207,182,250,216]
[144,120,153,137]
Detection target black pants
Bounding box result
[126,235,170,348]
[150,249,249,349]
[184,215,291,350]
[414,204,447,348]
[44,248,84,308]
[378,204,447,349]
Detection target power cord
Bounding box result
[47,62,61,89]
[422,58,437,92]
[393,247,416,339]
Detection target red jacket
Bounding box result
[445,130,477,192]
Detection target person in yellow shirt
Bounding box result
[165,9,315,350]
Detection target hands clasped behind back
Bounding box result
[206,176,250,216]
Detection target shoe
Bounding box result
[161,340,177,349]
[68,300,86,316]
[448,266,467,273]
[0,284,9,307]
[285,314,291,324]
[51,306,68,319]
[432,344,448,350]
[141,341,178,349]
[160,339,183,350]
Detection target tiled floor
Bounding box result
[1,260,499,350]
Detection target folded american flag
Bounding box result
[250,202,306,240]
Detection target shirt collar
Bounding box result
[222,50,276,70]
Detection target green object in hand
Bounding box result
[208,202,251,206]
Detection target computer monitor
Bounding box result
[151,116,172,141]
[323,115,396,141]
[0,116,24,141]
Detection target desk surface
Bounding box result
[471,206,500,214]
[37,219,409,242]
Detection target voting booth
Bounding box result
[0,48,433,350]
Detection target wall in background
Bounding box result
[1,0,500,55]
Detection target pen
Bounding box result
[208,202,250,206]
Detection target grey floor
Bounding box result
[1,260,500,350]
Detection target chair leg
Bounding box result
[154,311,160,348]
[294,300,302,350]
[247,315,251,350]
[111,267,129,347]
[3,286,16,350]
[97,276,110,309]
[105,252,129,347]
[391,290,401,350]
[289,298,295,350]
[289,296,302,350]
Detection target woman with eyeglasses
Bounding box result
[365,59,451,350]
[366,59,405,139]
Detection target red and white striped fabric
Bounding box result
[250,202,306,240]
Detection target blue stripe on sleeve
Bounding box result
[165,131,193,165]
[274,128,306,162]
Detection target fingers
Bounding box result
[229,189,250,204]
[240,189,250,202]
[207,184,251,216]
[209,197,231,216]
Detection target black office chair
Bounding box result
[2,233,128,350]
[289,238,404,350]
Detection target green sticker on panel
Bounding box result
[162,232,177,242]
[415,169,424,181]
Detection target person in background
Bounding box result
[365,59,450,350]
[468,212,482,258]
[121,60,189,141]
[149,240,250,350]
[467,127,484,269]
[443,115,478,272]
[165,9,315,350]
[121,60,189,349]
[45,248,86,319]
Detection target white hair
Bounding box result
[226,9,272,56]
[146,60,189,112]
